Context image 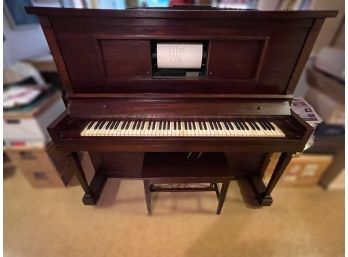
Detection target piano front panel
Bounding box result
[50,15,314,95]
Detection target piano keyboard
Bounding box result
[80,120,285,137]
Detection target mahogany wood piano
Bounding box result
[26,6,337,214]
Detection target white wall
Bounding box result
[3,13,50,67]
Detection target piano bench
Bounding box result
[143,178,230,215]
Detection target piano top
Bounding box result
[26,7,337,19]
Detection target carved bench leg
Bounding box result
[216,180,230,215]
[144,180,152,215]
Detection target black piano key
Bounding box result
[87,121,94,129]
[203,122,207,130]
[136,121,141,130]
[94,121,101,129]
[248,122,256,130]
[252,121,260,130]
[242,122,249,130]
[125,121,131,129]
[132,121,138,130]
[188,122,192,130]
[174,121,177,130]
[235,122,240,130]
[215,122,222,130]
[209,121,215,130]
[98,121,106,129]
[214,122,219,130]
[184,122,187,130]
[259,121,267,130]
[108,121,115,130]
[152,121,156,130]
[94,121,100,129]
[141,121,145,130]
[262,121,271,130]
[159,121,162,130]
[178,122,181,130]
[121,121,127,129]
[192,122,196,130]
[198,122,203,130]
[227,122,234,130]
[106,121,112,130]
[113,121,119,129]
[223,122,230,130]
[267,121,275,130]
[147,121,152,130]
[265,121,274,130]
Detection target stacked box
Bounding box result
[5,143,75,187]
[264,153,333,187]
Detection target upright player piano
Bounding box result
[26,6,337,214]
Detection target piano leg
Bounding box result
[261,152,293,206]
[143,180,152,215]
[71,152,98,205]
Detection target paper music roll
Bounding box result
[157,43,203,69]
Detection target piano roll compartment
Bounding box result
[150,40,209,78]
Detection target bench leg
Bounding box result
[143,180,152,215]
[216,180,230,215]
[212,183,220,199]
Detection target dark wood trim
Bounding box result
[37,16,73,94]
[68,93,294,100]
[286,18,325,94]
[26,7,338,19]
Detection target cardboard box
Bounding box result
[305,66,344,125]
[4,91,65,145]
[6,143,75,187]
[264,153,333,187]
[327,170,344,190]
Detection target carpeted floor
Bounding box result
[4,169,344,257]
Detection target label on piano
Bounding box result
[157,43,203,69]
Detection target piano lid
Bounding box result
[26,7,337,97]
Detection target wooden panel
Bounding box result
[48,14,319,95]
[208,39,266,80]
[100,40,151,78]
[68,98,291,117]
[55,33,105,88]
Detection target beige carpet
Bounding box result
[4,169,344,257]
